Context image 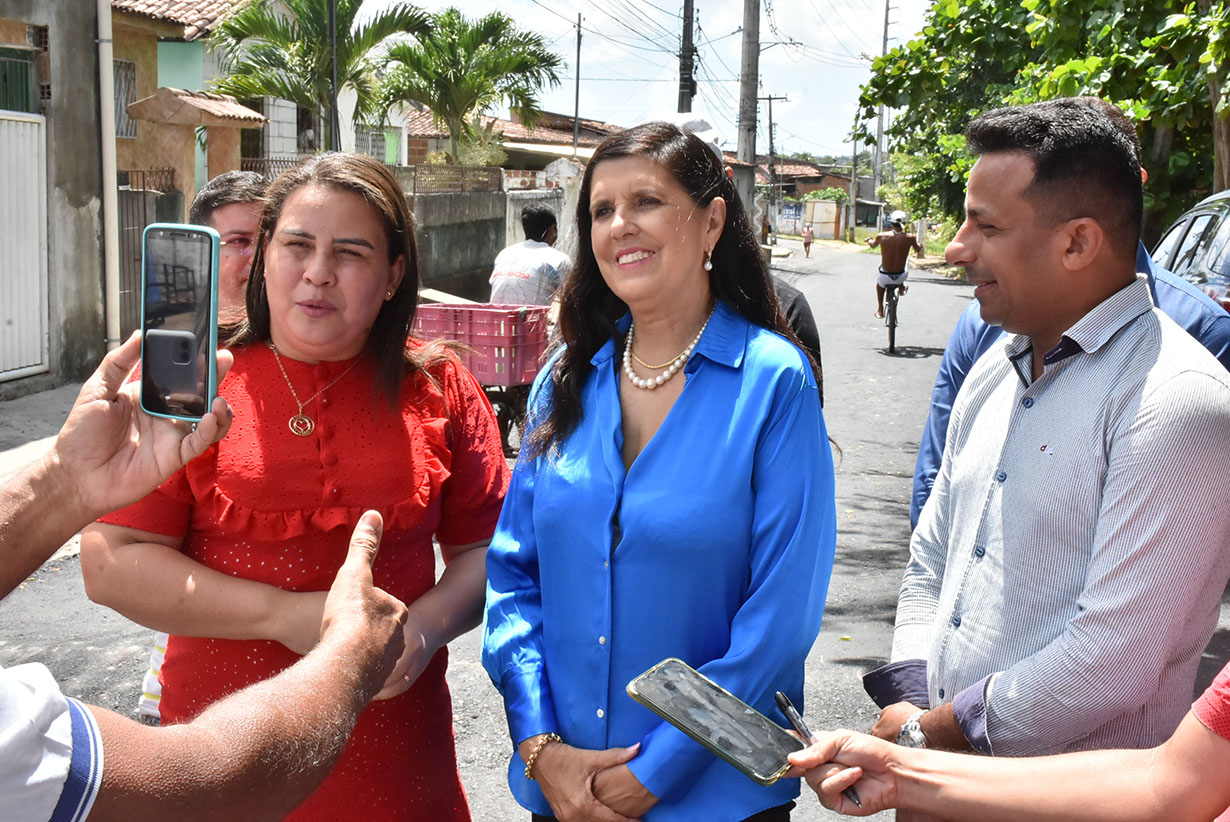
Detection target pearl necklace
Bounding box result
[622,305,715,391]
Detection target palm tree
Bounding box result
[209,0,430,150]
[380,8,563,163]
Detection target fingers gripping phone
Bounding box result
[140,223,220,421]
[627,658,804,786]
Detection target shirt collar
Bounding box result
[591,299,747,369]
[1003,275,1154,366]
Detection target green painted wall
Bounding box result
[156,41,206,193]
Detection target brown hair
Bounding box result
[222,152,444,402]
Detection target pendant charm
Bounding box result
[289,413,315,437]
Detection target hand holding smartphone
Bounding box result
[140,223,220,422]
[626,658,804,786]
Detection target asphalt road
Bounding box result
[3,238,1227,821]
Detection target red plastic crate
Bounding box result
[414,303,550,387]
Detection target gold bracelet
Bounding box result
[523,732,562,780]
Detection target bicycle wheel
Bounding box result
[484,385,530,458]
[886,288,898,353]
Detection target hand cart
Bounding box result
[414,303,550,457]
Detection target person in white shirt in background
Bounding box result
[489,203,571,306]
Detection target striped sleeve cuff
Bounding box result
[49,699,103,822]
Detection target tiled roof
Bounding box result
[127,87,265,126]
[755,158,832,184]
[112,0,244,40]
[404,108,616,148]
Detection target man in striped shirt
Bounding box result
[863,99,1230,786]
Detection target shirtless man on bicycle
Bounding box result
[867,211,924,318]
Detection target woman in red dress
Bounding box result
[81,153,509,820]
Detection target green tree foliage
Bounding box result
[209,0,430,150]
[379,8,563,163]
[861,0,1230,241]
[804,187,850,206]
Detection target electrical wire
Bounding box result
[822,0,879,51]
[591,0,676,53]
[526,0,677,55]
[603,0,677,44]
[805,0,871,60]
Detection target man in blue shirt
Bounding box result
[911,243,1230,527]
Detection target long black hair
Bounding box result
[524,121,820,457]
[222,152,445,403]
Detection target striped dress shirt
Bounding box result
[887,276,1230,756]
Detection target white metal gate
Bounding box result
[0,111,48,381]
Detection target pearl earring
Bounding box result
[703,249,713,271]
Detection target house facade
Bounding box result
[0,1,105,393]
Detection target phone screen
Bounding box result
[627,658,803,786]
[140,224,219,421]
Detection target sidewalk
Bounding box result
[0,381,86,559]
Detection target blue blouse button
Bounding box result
[938,688,945,699]
[974,545,985,558]
[1022,397,1034,408]
[951,614,962,628]
[995,470,1007,483]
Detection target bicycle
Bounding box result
[884,283,902,353]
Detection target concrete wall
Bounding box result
[409,191,506,301]
[265,97,297,154]
[111,13,178,177]
[0,1,106,396]
[504,189,564,247]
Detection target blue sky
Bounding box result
[369,0,933,158]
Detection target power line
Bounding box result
[592,0,677,52]
[761,0,867,67]
[696,22,740,80]
[777,125,846,155]
[822,0,878,51]
[603,0,677,43]
[527,0,677,55]
[806,0,869,60]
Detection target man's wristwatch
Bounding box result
[896,709,928,748]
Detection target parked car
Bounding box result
[1150,190,1230,310]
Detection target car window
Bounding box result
[1208,218,1230,279]
[1152,220,1189,268]
[1171,213,1216,276]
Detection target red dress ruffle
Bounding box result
[102,343,510,820]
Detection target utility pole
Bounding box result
[761,93,788,243]
[328,0,339,151]
[737,0,759,165]
[677,0,696,113]
[873,0,892,212]
[848,117,859,242]
[573,13,581,154]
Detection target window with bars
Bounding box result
[114,59,137,138]
[355,124,399,164]
[0,47,36,114]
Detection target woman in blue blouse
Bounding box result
[482,122,837,822]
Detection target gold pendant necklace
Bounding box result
[268,343,360,437]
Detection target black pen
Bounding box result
[775,691,862,809]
